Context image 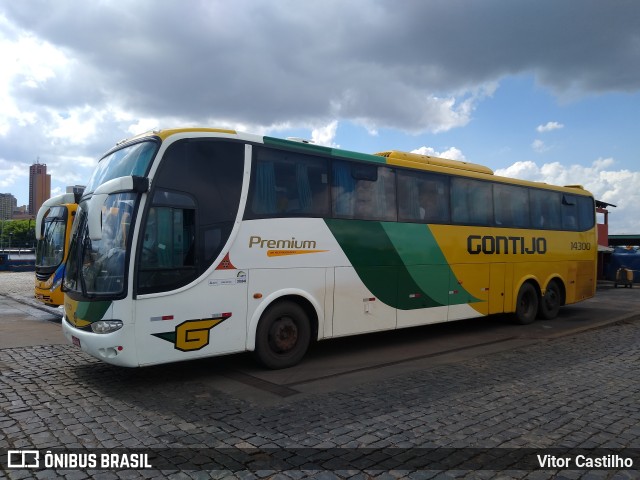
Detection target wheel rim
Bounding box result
[520,292,534,316]
[268,316,299,354]
[544,288,559,310]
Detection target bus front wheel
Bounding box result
[254,300,311,369]
[515,283,538,325]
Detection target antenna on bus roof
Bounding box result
[286,137,314,144]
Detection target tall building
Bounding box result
[0,193,17,220]
[29,162,51,215]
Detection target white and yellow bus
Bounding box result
[34,192,81,306]
[62,128,596,368]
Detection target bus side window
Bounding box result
[138,190,197,294]
[332,161,397,222]
[530,189,562,229]
[397,170,449,223]
[493,183,529,228]
[562,194,578,230]
[577,195,595,231]
[451,177,493,225]
[248,148,329,218]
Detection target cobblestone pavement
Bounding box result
[1,271,639,479]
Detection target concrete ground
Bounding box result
[0,272,64,349]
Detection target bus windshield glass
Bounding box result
[65,193,137,297]
[35,206,68,270]
[84,140,157,194]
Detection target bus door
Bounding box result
[488,263,507,315]
[134,276,248,366]
[133,201,248,365]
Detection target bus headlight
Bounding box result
[50,278,63,292]
[91,320,123,334]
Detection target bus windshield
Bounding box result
[84,140,157,194]
[36,206,68,270]
[65,139,158,298]
[65,193,137,297]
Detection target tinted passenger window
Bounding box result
[136,139,244,294]
[494,183,530,228]
[530,189,562,230]
[246,147,329,218]
[577,195,595,231]
[451,178,493,225]
[562,194,579,230]
[138,190,197,294]
[332,161,396,221]
[397,170,449,223]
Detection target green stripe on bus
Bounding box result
[325,219,479,310]
[382,223,454,307]
[152,332,176,344]
[75,300,111,322]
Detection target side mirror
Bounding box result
[87,176,149,241]
[35,193,76,240]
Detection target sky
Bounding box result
[0,0,639,233]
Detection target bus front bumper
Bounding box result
[62,316,138,367]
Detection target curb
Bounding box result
[2,292,63,320]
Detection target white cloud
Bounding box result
[311,121,339,147]
[47,106,103,145]
[536,121,564,133]
[411,146,466,161]
[0,160,27,189]
[0,16,69,135]
[124,117,161,137]
[531,139,548,153]
[49,155,98,186]
[495,158,640,234]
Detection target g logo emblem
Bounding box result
[174,319,224,352]
[153,313,232,352]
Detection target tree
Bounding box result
[0,219,35,250]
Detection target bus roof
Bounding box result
[376,150,494,175]
[112,128,592,197]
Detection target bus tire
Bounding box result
[538,280,561,320]
[514,282,538,325]
[254,300,311,369]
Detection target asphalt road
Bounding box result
[1,271,639,479]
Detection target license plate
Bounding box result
[72,336,81,348]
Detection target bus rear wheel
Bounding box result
[255,300,311,369]
[538,280,561,320]
[514,282,538,325]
